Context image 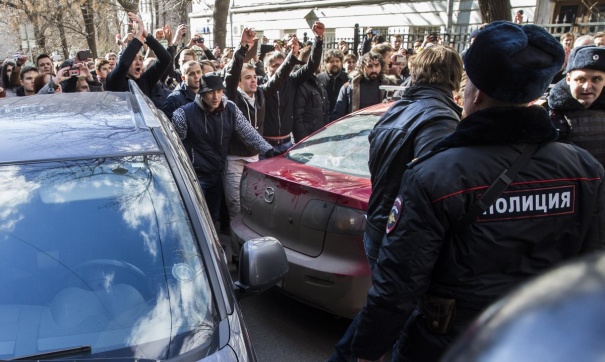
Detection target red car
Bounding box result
[231,102,393,318]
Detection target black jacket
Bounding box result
[162,82,196,120]
[105,35,171,98]
[223,44,302,156]
[352,105,605,360]
[262,36,323,138]
[292,75,330,143]
[365,85,461,251]
[316,70,349,114]
[547,78,605,167]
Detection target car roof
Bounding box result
[0,90,162,164]
[350,101,393,115]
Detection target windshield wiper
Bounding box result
[10,345,92,360]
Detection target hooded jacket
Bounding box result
[223,43,302,156]
[352,105,605,361]
[547,78,605,167]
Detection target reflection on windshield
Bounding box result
[0,156,217,360]
[287,114,379,178]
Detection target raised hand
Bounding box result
[128,12,147,42]
[312,21,325,37]
[241,27,256,48]
[173,24,187,45]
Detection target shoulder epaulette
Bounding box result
[406,147,449,169]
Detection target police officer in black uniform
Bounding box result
[351,21,605,362]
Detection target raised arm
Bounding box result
[288,21,325,86]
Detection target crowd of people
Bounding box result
[1,12,605,361]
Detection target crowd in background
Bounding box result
[1,12,605,361]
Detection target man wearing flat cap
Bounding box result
[171,72,276,223]
[351,21,605,362]
[547,44,605,167]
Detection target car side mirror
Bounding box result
[234,237,288,298]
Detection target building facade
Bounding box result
[535,0,605,37]
[190,0,535,52]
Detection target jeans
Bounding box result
[223,158,247,219]
[223,158,248,258]
[198,173,223,222]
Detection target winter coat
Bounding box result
[364,85,461,257]
[292,75,330,142]
[316,70,349,113]
[352,105,605,361]
[547,78,605,167]
[331,74,392,121]
[162,82,197,119]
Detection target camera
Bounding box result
[195,37,204,44]
[68,66,80,77]
[77,50,92,61]
[429,33,438,41]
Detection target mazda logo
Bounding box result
[264,187,275,203]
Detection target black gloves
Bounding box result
[264,148,285,159]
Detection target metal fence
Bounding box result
[542,21,605,38]
[293,20,605,56]
[301,29,475,55]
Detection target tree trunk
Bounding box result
[154,0,160,29]
[478,0,511,23]
[31,15,47,53]
[178,0,190,26]
[213,0,229,49]
[56,11,70,59]
[79,0,98,58]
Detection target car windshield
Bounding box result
[0,155,219,360]
[286,114,380,178]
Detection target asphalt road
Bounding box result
[239,287,351,361]
[220,230,391,362]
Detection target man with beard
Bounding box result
[317,49,349,114]
[105,12,171,98]
[547,45,605,167]
[331,51,393,120]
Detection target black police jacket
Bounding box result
[547,78,605,167]
[352,105,605,360]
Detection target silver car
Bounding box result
[0,84,287,361]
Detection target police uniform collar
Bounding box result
[548,77,605,111]
[432,105,558,150]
